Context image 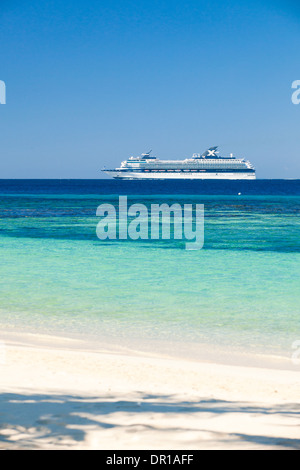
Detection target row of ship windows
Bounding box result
[126,165,245,168]
[118,169,254,173]
[125,166,247,170]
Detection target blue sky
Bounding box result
[0,0,299,178]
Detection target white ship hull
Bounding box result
[104,171,256,180]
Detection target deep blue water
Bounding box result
[0,179,300,195]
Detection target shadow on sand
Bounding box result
[0,392,299,449]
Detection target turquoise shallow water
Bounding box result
[0,181,299,363]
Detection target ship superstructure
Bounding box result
[102,147,256,180]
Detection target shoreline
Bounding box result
[1,327,297,371]
[1,329,300,450]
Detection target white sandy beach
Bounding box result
[0,331,300,450]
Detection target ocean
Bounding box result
[0,179,299,366]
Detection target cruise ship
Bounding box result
[102,147,256,180]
